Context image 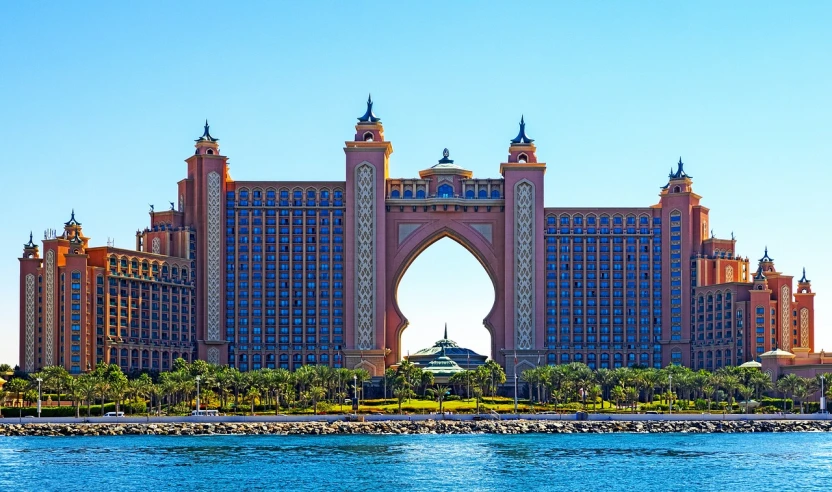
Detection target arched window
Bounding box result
[478,189,487,199]
[416,189,426,199]
[491,189,501,198]
[465,190,475,199]
[363,132,374,141]
[390,189,400,198]
[517,153,528,163]
[403,189,413,199]
[437,184,453,197]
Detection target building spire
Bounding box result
[195,120,219,142]
[357,93,381,123]
[437,148,454,164]
[444,322,448,340]
[24,231,36,248]
[510,115,534,144]
[799,267,810,283]
[759,246,774,263]
[64,209,81,227]
[669,157,693,179]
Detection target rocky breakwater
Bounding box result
[2,419,832,437]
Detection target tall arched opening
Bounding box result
[396,237,495,361]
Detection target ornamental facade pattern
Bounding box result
[354,162,376,351]
[206,171,222,342]
[514,181,535,350]
[24,273,35,372]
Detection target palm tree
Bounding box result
[129,374,153,415]
[702,383,715,412]
[610,385,625,410]
[229,368,246,409]
[245,386,261,414]
[737,385,755,414]
[625,387,639,413]
[776,373,802,412]
[586,385,602,412]
[419,371,435,397]
[5,378,29,408]
[434,385,450,415]
[109,375,129,415]
[77,375,99,417]
[307,385,326,415]
[63,377,83,418]
[595,368,616,405]
[394,387,413,415]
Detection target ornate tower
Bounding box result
[794,268,815,350]
[500,117,546,374]
[658,158,705,366]
[19,232,41,372]
[344,95,393,375]
[184,121,229,365]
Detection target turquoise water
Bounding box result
[1,433,831,491]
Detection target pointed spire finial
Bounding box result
[510,115,534,144]
[24,231,36,249]
[357,94,381,123]
[195,120,219,143]
[437,148,454,164]
[759,246,774,263]
[444,322,448,340]
[799,267,810,283]
[64,209,81,227]
[669,157,693,180]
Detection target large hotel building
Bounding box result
[18,98,819,376]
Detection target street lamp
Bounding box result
[36,378,42,418]
[821,375,826,415]
[353,374,358,414]
[195,375,201,416]
[668,374,673,415]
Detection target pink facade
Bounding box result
[18,100,822,377]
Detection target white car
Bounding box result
[104,412,125,417]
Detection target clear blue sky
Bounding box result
[1,1,830,366]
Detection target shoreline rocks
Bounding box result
[1,419,831,437]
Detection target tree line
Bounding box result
[1,360,830,416]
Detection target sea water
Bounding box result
[1,433,831,491]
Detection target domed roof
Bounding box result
[423,354,465,377]
[411,324,482,358]
[738,360,762,368]
[759,349,795,358]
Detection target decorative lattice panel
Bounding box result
[44,250,55,366]
[514,181,535,350]
[206,172,222,341]
[354,163,376,350]
[25,274,35,372]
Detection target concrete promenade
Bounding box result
[2,412,830,425]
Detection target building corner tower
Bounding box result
[188,121,229,365]
[343,96,393,376]
[500,117,546,375]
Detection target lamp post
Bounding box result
[466,352,470,401]
[195,375,201,416]
[668,374,673,415]
[36,377,42,418]
[353,374,358,414]
[821,375,826,415]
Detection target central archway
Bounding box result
[396,237,496,360]
[384,216,507,365]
